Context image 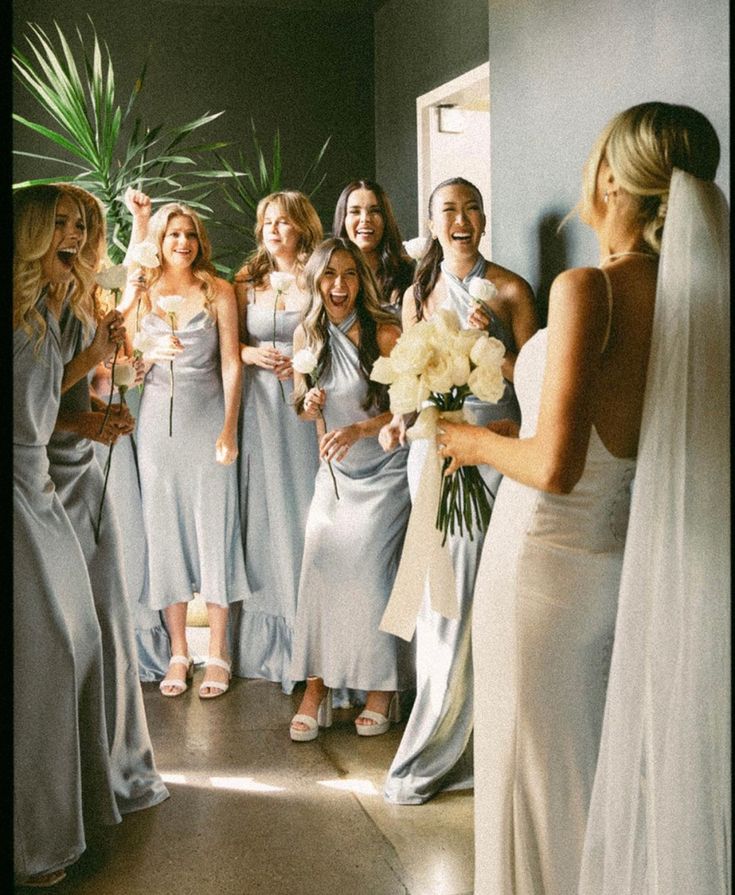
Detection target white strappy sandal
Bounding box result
[198,657,232,699]
[159,655,194,697]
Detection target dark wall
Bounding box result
[12,0,376,270]
[373,0,489,239]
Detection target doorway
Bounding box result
[416,62,491,257]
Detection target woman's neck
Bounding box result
[441,251,481,281]
[272,253,297,274]
[157,268,198,292]
[364,250,380,272]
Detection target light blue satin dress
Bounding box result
[136,308,247,609]
[14,296,120,880]
[47,302,169,813]
[231,286,319,693]
[384,257,521,804]
[93,383,172,681]
[289,313,411,691]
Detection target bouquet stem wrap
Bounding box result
[379,405,472,641]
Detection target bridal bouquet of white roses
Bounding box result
[370,306,505,545]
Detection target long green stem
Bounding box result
[94,439,114,545]
[98,342,120,435]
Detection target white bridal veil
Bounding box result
[578,169,731,893]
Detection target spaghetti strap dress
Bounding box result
[472,269,636,895]
[231,285,319,692]
[136,308,248,609]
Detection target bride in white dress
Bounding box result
[437,102,728,895]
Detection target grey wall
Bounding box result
[13,0,376,270]
[374,0,490,238]
[486,0,730,318]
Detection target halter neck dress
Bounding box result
[289,312,412,691]
[384,257,521,805]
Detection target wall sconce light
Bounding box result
[436,104,465,134]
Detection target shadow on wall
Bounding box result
[534,212,569,327]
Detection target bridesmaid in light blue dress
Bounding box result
[122,191,247,699]
[230,191,323,693]
[14,184,132,887]
[380,178,538,804]
[91,368,172,681]
[49,298,169,815]
[288,237,411,742]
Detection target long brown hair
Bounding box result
[332,179,414,306]
[293,237,397,414]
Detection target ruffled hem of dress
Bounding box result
[231,611,296,694]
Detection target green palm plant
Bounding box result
[13,18,232,263]
[211,117,332,268]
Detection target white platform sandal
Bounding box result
[198,657,232,699]
[159,655,194,697]
[289,690,333,742]
[355,692,401,736]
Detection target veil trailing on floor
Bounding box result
[578,168,731,893]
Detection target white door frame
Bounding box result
[416,61,491,246]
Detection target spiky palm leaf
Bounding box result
[13,18,231,263]
[211,117,332,268]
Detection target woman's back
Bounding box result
[593,254,658,459]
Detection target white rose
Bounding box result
[112,363,136,389]
[127,240,160,269]
[449,328,482,358]
[449,352,471,387]
[468,277,497,304]
[95,264,129,291]
[292,347,318,376]
[421,352,455,393]
[468,364,505,403]
[390,335,434,376]
[370,354,399,384]
[389,374,430,414]
[470,333,506,368]
[402,236,429,260]
[270,271,297,293]
[132,331,159,359]
[433,307,461,336]
[157,294,185,316]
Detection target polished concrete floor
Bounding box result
[51,628,475,895]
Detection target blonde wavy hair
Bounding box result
[139,202,219,316]
[234,191,324,289]
[292,237,397,414]
[13,183,107,352]
[574,102,720,253]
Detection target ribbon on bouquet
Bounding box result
[379,405,474,642]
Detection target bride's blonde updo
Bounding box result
[580,102,720,252]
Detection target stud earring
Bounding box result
[603,190,609,204]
